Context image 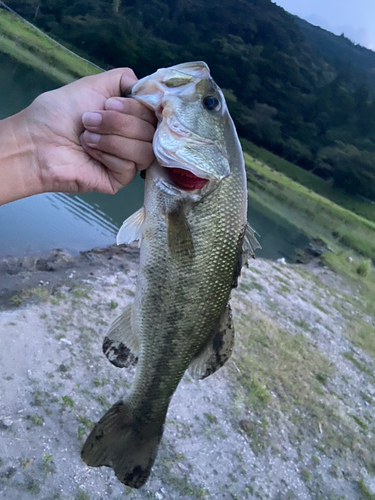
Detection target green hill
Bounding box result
[294,16,375,93]
[4,0,375,203]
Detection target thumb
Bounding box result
[83,68,138,99]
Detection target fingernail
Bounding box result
[82,112,102,127]
[83,130,101,145]
[105,98,124,111]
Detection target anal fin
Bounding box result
[188,304,234,380]
[103,302,139,368]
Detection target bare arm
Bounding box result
[0,68,156,206]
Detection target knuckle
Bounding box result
[124,67,137,79]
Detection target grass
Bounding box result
[242,139,375,224]
[10,286,50,306]
[75,489,90,500]
[0,9,101,84]
[245,153,375,262]
[31,414,44,426]
[342,352,374,379]
[77,415,94,430]
[203,412,218,424]
[356,259,372,277]
[233,302,331,419]
[346,320,375,359]
[61,395,74,409]
[231,298,375,467]
[358,478,375,500]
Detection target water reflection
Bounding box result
[247,196,309,262]
[0,193,118,258]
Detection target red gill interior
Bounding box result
[167,168,208,191]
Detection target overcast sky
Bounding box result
[274,0,375,50]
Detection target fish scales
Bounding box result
[81,61,258,488]
[130,167,245,414]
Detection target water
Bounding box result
[0,52,309,262]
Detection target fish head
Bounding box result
[128,62,241,197]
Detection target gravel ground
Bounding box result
[0,247,374,500]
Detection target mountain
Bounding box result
[294,16,375,93]
[5,0,375,199]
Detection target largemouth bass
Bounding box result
[81,61,259,488]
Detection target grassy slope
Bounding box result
[245,152,375,312]
[242,139,375,224]
[245,153,375,260]
[0,9,101,84]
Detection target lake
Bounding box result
[0,52,309,262]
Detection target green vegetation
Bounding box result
[31,414,44,426]
[242,139,375,224]
[233,304,333,426]
[245,154,375,264]
[42,453,53,466]
[61,395,74,409]
[75,489,90,500]
[345,320,375,358]
[351,415,368,431]
[6,0,375,201]
[232,295,375,488]
[10,286,50,307]
[0,8,100,84]
[358,478,375,500]
[301,469,311,483]
[77,415,95,430]
[356,259,372,277]
[342,352,374,379]
[203,412,218,424]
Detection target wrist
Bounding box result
[0,109,43,205]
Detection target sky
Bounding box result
[274,0,375,50]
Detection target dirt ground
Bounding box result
[0,246,374,500]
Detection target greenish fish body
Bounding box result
[81,62,259,488]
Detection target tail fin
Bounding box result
[81,401,164,488]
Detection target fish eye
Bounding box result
[202,95,221,111]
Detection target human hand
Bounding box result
[80,94,156,191]
[23,68,156,195]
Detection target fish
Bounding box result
[81,61,260,488]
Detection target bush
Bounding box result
[356,259,372,277]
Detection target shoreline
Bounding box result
[0,240,327,310]
[0,245,139,310]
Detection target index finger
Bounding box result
[105,97,157,126]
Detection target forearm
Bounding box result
[0,110,42,205]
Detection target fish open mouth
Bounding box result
[166,168,209,191]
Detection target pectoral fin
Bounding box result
[243,223,261,262]
[188,304,234,380]
[167,210,194,258]
[103,303,139,368]
[232,223,261,289]
[117,207,145,246]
